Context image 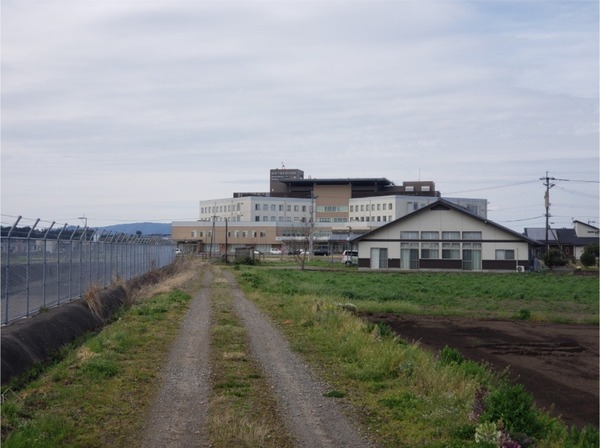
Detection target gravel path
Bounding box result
[142,267,373,448]
[142,270,213,448]
[224,270,373,448]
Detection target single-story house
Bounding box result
[525,220,599,260]
[353,199,539,272]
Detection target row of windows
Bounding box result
[349,216,392,222]
[400,231,482,240]
[350,203,394,212]
[201,204,242,214]
[254,216,306,222]
[255,204,309,212]
[192,230,270,238]
[397,242,513,260]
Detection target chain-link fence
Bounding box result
[1,216,175,325]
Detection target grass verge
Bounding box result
[233,265,599,447]
[1,259,205,447]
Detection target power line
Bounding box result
[444,179,539,195]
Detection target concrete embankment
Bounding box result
[1,285,127,385]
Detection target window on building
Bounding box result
[279,205,284,211]
[495,249,515,260]
[383,216,387,222]
[389,203,393,210]
[442,231,460,240]
[263,204,268,211]
[377,204,381,211]
[271,216,276,221]
[421,231,439,240]
[463,231,482,240]
[442,243,460,259]
[234,231,239,238]
[421,242,439,259]
[191,231,197,238]
[262,216,268,221]
[400,231,419,240]
[271,204,276,211]
[279,216,284,222]
[255,216,260,222]
[422,186,430,192]
[199,232,204,238]
[242,231,247,238]
[383,203,387,210]
[287,205,291,211]
[406,186,414,192]
[302,205,306,212]
[255,204,260,211]
[350,205,354,212]
[360,205,364,211]
[252,231,257,238]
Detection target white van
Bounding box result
[342,250,358,266]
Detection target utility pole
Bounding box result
[540,171,555,253]
[308,192,318,260]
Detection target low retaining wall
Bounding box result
[1,285,127,385]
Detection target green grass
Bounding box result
[1,289,194,447]
[237,268,599,323]
[234,266,599,447]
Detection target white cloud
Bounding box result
[1,0,598,230]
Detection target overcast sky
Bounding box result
[2,0,598,232]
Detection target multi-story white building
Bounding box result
[199,196,312,224]
[172,168,488,256]
[349,196,487,225]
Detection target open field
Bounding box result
[2,262,598,447]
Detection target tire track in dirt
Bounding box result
[142,270,213,448]
[223,269,373,448]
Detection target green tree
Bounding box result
[543,249,567,270]
[580,243,599,267]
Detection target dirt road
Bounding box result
[365,313,599,429]
[142,267,372,448]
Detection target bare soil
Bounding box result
[364,313,599,429]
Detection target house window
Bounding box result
[495,249,515,260]
[400,231,419,240]
[421,242,439,259]
[442,231,460,240]
[421,231,439,240]
[255,216,260,222]
[255,204,260,211]
[462,231,482,240]
[442,243,460,259]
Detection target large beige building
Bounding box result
[171,168,487,255]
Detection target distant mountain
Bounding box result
[98,222,171,236]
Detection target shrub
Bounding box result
[580,243,598,267]
[481,383,543,439]
[439,346,464,366]
[543,249,567,270]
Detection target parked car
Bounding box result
[342,250,358,266]
[313,249,330,256]
[175,249,182,255]
[269,248,283,255]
